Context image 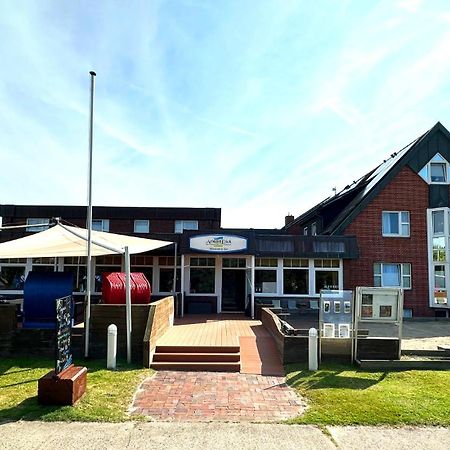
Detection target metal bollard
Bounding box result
[308,327,318,371]
[107,324,117,370]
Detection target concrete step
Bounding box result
[151,361,241,372]
[155,345,240,354]
[153,352,240,363]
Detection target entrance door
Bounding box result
[221,269,246,312]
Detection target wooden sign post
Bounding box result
[38,296,87,405]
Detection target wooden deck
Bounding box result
[156,314,269,347]
[155,314,284,376]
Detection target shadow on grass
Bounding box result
[0,356,143,375]
[0,396,67,422]
[286,363,388,391]
[0,368,35,377]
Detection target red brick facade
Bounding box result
[343,166,431,316]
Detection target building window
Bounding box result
[374,263,411,289]
[175,220,198,233]
[255,258,277,293]
[158,256,180,293]
[0,265,26,290]
[430,163,447,183]
[189,257,215,294]
[223,258,246,268]
[92,219,109,232]
[418,153,450,184]
[131,255,153,289]
[95,255,121,292]
[303,227,308,236]
[313,259,340,294]
[283,270,308,294]
[134,220,149,233]
[311,223,317,236]
[63,257,87,292]
[283,259,308,295]
[428,208,450,306]
[31,257,57,274]
[315,271,339,293]
[382,211,410,237]
[26,218,50,232]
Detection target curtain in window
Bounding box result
[382,213,398,234]
[382,264,400,286]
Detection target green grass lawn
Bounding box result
[2,358,450,425]
[285,363,450,426]
[0,357,153,422]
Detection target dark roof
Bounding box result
[0,204,221,221]
[284,122,450,235]
[179,229,358,258]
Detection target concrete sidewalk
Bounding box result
[1,421,449,450]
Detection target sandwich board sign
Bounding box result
[55,296,73,374]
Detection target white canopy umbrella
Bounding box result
[0,222,173,362]
[0,222,171,258]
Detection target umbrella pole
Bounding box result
[84,70,96,358]
[125,246,132,363]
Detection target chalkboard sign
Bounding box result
[55,295,73,375]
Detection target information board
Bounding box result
[55,295,73,375]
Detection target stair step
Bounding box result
[153,352,240,362]
[151,361,241,372]
[155,345,240,354]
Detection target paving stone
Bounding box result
[131,370,306,422]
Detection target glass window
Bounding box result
[159,268,175,292]
[284,258,308,268]
[190,268,215,293]
[255,270,277,293]
[432,237,446,262]
[223,258,246,268]
[382,211,410,236]
[95,264,121,292]
[134,220,149,233]
[434,265,446,289]
[315,270,339,294]
[64,265,87,292]
[432,210,445,235]
[314,259,340,268]
[283,269,308,294]
[26,218,50,232]
[92,219,109,232]
[430,163,446,182]
[131,266,153,288]
[0,266,26,290]
[374,263,411,289]
[175,220,198,233]
[383,264,400,286]
[255,258,278,267]
[190,257,215,267]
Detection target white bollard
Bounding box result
[308,327,318,371]
[107,324,117,370]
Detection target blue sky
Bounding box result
[1,0,450,228]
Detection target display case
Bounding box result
[354,287,404,361]
[319,289,354,362]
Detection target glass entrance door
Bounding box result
[221,269,246,312]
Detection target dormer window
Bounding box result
[418,153,450,184]
[430,163,446,183]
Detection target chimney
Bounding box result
[285,214,295,226]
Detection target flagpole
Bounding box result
[84,70,96,358]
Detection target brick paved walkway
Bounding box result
[131,371,306,422]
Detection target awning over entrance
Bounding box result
[0,223,172,258]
